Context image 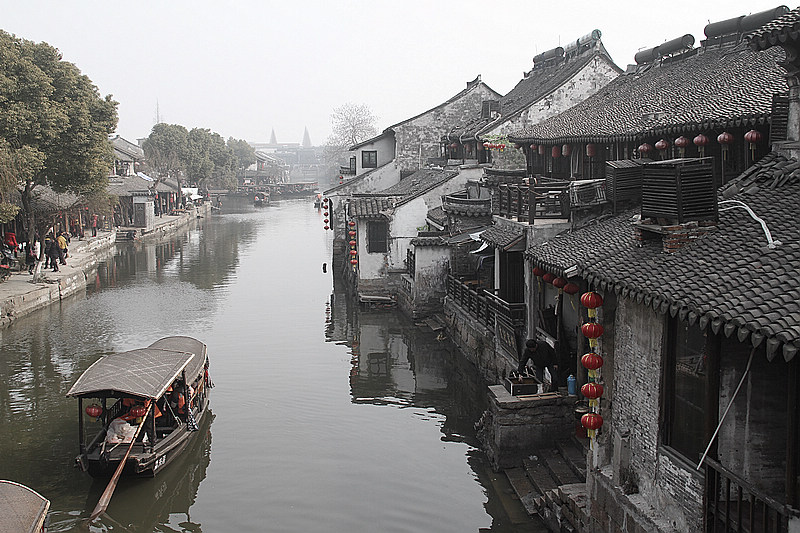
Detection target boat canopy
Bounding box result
[67,348,193,399]
[148,336,207,383]
[0,480,50,533]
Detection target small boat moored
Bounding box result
[67,336,212,478]
[0,480,49,533]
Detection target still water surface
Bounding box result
[0,197,545,532]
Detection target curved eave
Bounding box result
[509,113,771,145]
[583,271,799,363]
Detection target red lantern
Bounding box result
[348,221,355,227]
[551,145,561,158]
[693,134,709,157]
[348,230,356,237]
[450,142,458,149]
[563,282,579,295]
[532,267,545,277]
[350,259,358,265]
[324,226,330,230]
[85,404,102,418]
[717,131,734,145]
[542,272,555,283]
[323,219,329,224]
[674,136,689,148]
[581,382,604,400]
[638,143,653,155]
[580,291,603,309]
[349,250,357,256]
[586,143,597,157]
[562,144,572,156]
[129,405,147,418]
[744,129,762,160]
[530,143,538,150]
[655,139,669,151]
[323,211,329,216]
[582,322,604,338]
[483,142,490,148]
[349,240,356,246]
[581,412,604,430]
[581,352,604,370]
[552,277,567,289]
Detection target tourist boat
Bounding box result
[254,192,269,206]
[0,480,49,532]
[67,336,212,478]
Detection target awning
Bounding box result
[136,172,154,182]
[67,348,193,399]
[68,337,207,399]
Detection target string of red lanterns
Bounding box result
[348,221,358,270]
[580,291,605,443]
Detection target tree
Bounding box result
[185,128,236,191]
[324,103,378,177]
[326,103,378,148]
[141,123,188,183]
[0,30,118,243]
[227,137,256,176]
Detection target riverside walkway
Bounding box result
[0,206,209,328]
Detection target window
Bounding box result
[362,150,377,169]
[663,318,708,462]
[367,220,388,253]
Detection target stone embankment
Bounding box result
[0,205,208,328]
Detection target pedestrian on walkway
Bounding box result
[25,239,37,274]
[56,232,68,265]
[46,233,60,272]
[91,214,98,237]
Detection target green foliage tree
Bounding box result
[141,123,188,182]
[0,30,118,242]
[185,128,236,191]
[227,137,256,176]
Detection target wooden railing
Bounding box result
[446,275,526,329]
[705,457,800,532]
[493,183,571,221]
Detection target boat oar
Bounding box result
[89,400,152,521]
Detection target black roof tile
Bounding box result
[509,44,786,144]
[526,152,800,360]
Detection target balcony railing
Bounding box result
[705,457,800,532]
[493,183,571,221]
[446,275,526,329]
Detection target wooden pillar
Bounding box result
[705,331,721,462]
[787,357,798,506]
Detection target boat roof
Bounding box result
[0,480,49,533]
[67,337,207,400]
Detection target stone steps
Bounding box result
[503,437,590,531]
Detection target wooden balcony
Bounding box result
[446,274,525,329]
[705,457,800,532]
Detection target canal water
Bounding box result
[0,197,545,532]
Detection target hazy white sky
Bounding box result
[2,1,791,145]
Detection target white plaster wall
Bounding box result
[355,135,397,175]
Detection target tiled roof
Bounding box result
[509,44,786,144]
[381,169,458,204]
[481,223,525,248]
[447,47,618,141]
[527,152,800,360]
[426,206,447,227]
[410,236,447,247]
[526,212,636,277]
[749,6,800,51]
[349,196,402,218]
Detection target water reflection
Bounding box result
[0,198,545,533]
